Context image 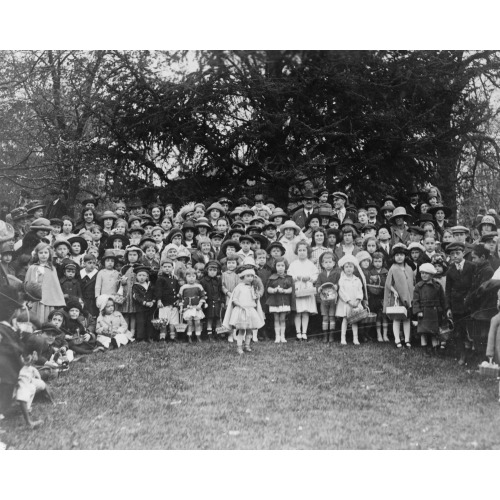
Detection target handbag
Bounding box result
[386,297,408,321]
[347,305,369,324]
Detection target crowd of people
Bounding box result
[1,183,500,428]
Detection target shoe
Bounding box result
[159,333,166,340]
[237,347,244,355]
[405,342,412,349]
[281,336,287,343]
[244,345,252,352]
[323,333,328,343]
[170,337,178,343]
[93,346,105,353]
[196,335,203,342]
[275,337,280,344]
[377,336,383,342]
[458,354,466,366]
[228,335,234,343]
[328,332,334,342]
[340,340,347,345]
[253,336,258,343]
[395,342,403,348]
[302,334,308,342]
[383,336,390,342]
[296,334,302,342]
[353,340,360,345]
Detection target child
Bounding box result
[316,251,340,342]
[53,239,72,278]
[413,263,446,355]
[95,295,133,348]
[336,254,364,345]
[24,242,66,324]
[179,268,206,342]
[152,226,165,255]
[0,246,16,279]
[95,249,120,304]
[266,257,294,343]
[237,234,255,261]
[64,300,100,354]
[67,235,88,267]
[287,241,318,341]
[223,265,265,354]
[255,249,273,341]
[120,245,143,336]
[191,236,214,266]
[222,256,240,342]
[310,228,329,273]
[367,252,389,342]
[194,262,205,282]
[15,351,54,428]
[155,258,181,341]
[140,241,161,283]
[80,254,99,317]
[199,260,225,341]
[59,260,83,302]
[383,244,415,348]
[407,242,427,284]
[132,265,156,342]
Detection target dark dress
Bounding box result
[266,274,295,311]
[0,322,23,415]
[413,279,446,335]
[199,275,224,320]
[132,282,155,341]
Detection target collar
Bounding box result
[80,268,98,279]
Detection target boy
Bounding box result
[377,224,392,264]
[155,259,180,341]
[151,226,165,254]
[80,254,99,317]
[210,231,224,257]
[132,265,156,342]
[316,251,340,342]
[255,249,273,340]
[413,263,446,355]
[423,236,437,261]
[194,262,205,282]
[199,260,224,341]
[60,260,83,302]
[222,256,239,342]
[129,227,145,246]
[238,235,255,261]
[367,252,388,342]
[141,242,161,283]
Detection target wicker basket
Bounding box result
[347,306,369,324]
[360,307,377,325]
[216,325,231,334]
[173,323,188,332]
[151,308,165,331]
[437,319,454,342]
[319,284,337,304]
[479,363,500,378]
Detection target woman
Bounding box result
[75,208,97,234]
[149,203,163,227]
[310,228,328,273]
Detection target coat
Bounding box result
[199,275,225,318]
[464,260,494,316]
[154,274,180,306]
[291,208,316,229]
[413,279,446,334]
[266,273,295,309]
[25,263,66,307]
[383,263,415,313]
[445,260,475,314]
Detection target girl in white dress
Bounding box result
[287,241,318,341]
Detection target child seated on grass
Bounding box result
[95,295,134,348]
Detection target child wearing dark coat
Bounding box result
[59,260,83,302]
[199,260,225,341]
[316,251,340,342]
[132,265,156,342]
[79,254,99,317]
[154,259,180,341]
[413,263,446,354]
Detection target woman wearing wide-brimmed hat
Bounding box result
[278,220,302,264]
[389,207,411,246]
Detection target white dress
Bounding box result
[288,258,318,314]
[336,272,364,317]
[223,283,265,330]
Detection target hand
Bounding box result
[301,276,309,282]
[121,276,128,285]
[418,312,423,318]
[157,300,164,308]
[489,357,494,364]
[83,333,91,342]
[393,291,399,299]
[369,276,377,283]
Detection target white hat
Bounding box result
[238,268,256,278]
[338,254,358,269]
[356,250,372,263]
[279,220,301,235]
[408,242,425,252]
[96,294,112,312]
[419,263,437,275]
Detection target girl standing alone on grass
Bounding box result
[383,244,415,348]
[266,257,294,343]
[223,265,265,354]
[288,241,318,342]
[120,245,143,337]
[179,268,206,343]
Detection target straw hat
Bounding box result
[30,218,52,232]
[389,207,411,223]
[279,220,301,235]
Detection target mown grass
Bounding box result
[2,337,500,449]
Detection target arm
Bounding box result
[95,271,103,297]
[413,285,422,315]
[96,316,109,335]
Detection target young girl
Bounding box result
[179,268,206,343]
[367,252,389,342]
[199,260,225,341]
[95,249,120,304]
[266,257,294,343]
[279,220,302,264]
[95,295,133,348]
[24,242,66,324]
[383,244,415,348]
[315,251,340,343]
[336,254,364,345]
[310,228,328,273]
[67,235,88,267]
[222,256,240,342]
[223,265,265,354]
[120,245,143,337]
[288,241,318,341]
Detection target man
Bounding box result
[406,186,421,224]
[450,225,473,261]
[332,192,348,223]
[46,190,68,220]
[445,241,475,365]
[128,198,145,217]
[291,189,317,229]
[365,200,381,229]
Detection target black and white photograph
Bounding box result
[0,2,499,497]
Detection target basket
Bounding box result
[479,362,500,378]
[361,307,377,325]
[113,293,125,305]
[295,286,316,298]
[347,306,369,324]
[386,297,408,321]
[437,319,454,342]
[319,284,337,304]
[151,309,165,331]
[216,325,231,334]
[367,284,384,296]
[174,323,188,332]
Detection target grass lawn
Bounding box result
[2,336,500,449]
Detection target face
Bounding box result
[103,218,114,229]
[115,223,127,235]
[152,230,163,243]
[36,229,49,239]
[373,258,383,269]
[309,218,320,230]
[184,229,194,241]
[55,245,69,258]
[410,232,421,242]
[424,238,436,253]
[52,225,61,235]
[243,274,254,284]
[334,197,344,209]
[91,228,102,241]
[115,207,125,217]
[83,210,94,223]
[240,240,251,252]
[329,220,339,230]
[136,271,148,283]
[104,258,115,269]
[420,203,429,214]
[127,251,139,263]
[484,239,495,253]
[428,196,438,206]
[297,245,308,260]
[172,235,182,246]
[162,263,174,275]
[378,228,390,241]
[343,232,353,245]
[275,261,286,274]
[382,210,393,219]
[152,208,161,219]
[394,217,404,226]
[367,207,377,218]
[145,247,157,258]
[161,219,172,231]
[481,224,493,235]
[186,273,196,284]
[284,228,295,239]
[130,220,141,230]
[164,206,174,218]
[1,253,12,263]
[265,227,277,238]
[273,216,283,226]
[144,225,154,235]
[207,266,218,277]
[319,193,328,203]
[50,314,63,328]
[327,234,337,247]
[270,248,282,259]
[65,268,76,278]
[211,237,223,247]
[242,213,252,224]
[33,208,44,218]
[358,211,368,224]
[435,210,445,221]
[209,209,220,220]
[194,206,205,218]
[113,239,124,249]
[167,248,178,260]
[322,256,334,271]
[355,237,363,248]
[38,247,50,261]
[471,252,482,264]
[200,242,211,254]
[85,260,96,271]
[304,198,314,210]
[360,259,370,269]
[410,194,419,205]
[314,231,325,246]
[343,262,354,275]
[442,231,453,243]
[434,264,444,275]
[227,260,237,271]
[366,240,377,253]
[130,231,142,241]
[256,254,267,266]
[69,308,80,320]
[410,249,421,261]
[394,252,405,264]
[453,231,466,243]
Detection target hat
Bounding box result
[176,247,192,261]
[408,185,422,196]
[365,200,379,210]
[380,200,396,213]
[251,234,269,250]
[340,217,356,230]
[128,198,144,209]
[129,226,145,235]
[266,198,277,207]
[220,239,241,254]
[319,251,336,266]
[206,202,226,216]
[25,200,46,214]
[99,211,118,222]
[81,197,99,207]
[279,220,301,235]
[52,237,71,251]
[391,243,408,256]
[101,249,117,262]
[237,196,252,206]
[267,241,286,255]
[24,281,42,302]
[0,220,15,243]
[246,225,262,235]
[10,207,28,221]
[140,236,156,247]
[478,215,497,231]
[141,214,154,223]
[106,233,130,248]
[206,260,220,270]
[360,224,376,233]
[227,227,245,238]
[318,206,333,218]
[269,208,288,221]
[30,218,52,232]
[134,265,151,275]
[431,253,448,270]
[389,207,411,223]
[114,201,127,210]
[418,213,435,226]
[239,208,255,218]
[65,299,83,313]
[83,253,97,262]
[427,205,452,219]
[210,231,225,240]
[249,216,265,225]
[67,235,88,252]
[0,240,14,253]
[63,260,77,270]
[338,254,358,269]
[182,220,197,232]
[262,221,277,231]
[96,294,113,312]
[408,242,425,252]
[239,234,256,244]
[238,266,256,278]
[195,217,212,230]
[408,225,425,236]
[160,258,175,266]
[331,192,347,203]
[446,242,465,253]
[218,196,232,206]
[356,250,372,263]
[480,232,497,243]
[449,225,469,234]
[254,194,265,202]
[301,189,317,200]
[124,245,144,258]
